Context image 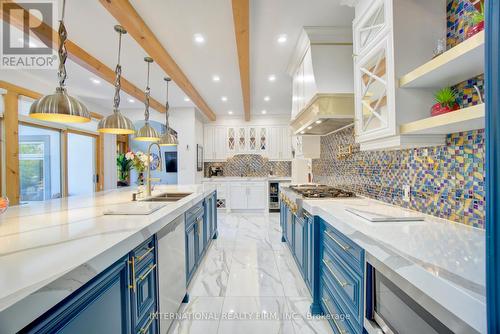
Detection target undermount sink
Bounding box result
[141,192,192,202]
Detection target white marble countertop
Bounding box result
[0,184,216,333]
[203,176,292,182]
[283,190,486,333]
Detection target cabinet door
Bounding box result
[354,0,387,55]
[258,127,267,154]
[26,258,132,334]
[203,126,215,160]
[132,257,157,331]
[294,216,305,273]
[227,127,236,155]
[354,36,394,142]
[237,127,247,152]
[246,183,267,210]
[196,215,205,258]
[185,222,197,283]
[214,127,227,160]
[248,127,258,152]
[229,184,247,209]
[305,215,314,291]
[267,127,279,160]
[286,210,294,248]
[280,127,292,160]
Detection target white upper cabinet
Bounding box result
[352,0,448,150]
[204,124,289,161]
[355,35,395,142]
[203,125,226,161]
[354,0,387,55]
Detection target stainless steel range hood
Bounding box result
[290,93,354,135]
[288,27,354,136]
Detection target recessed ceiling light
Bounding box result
[277,34,287,44]
[228,110,233,115]
[315,120,322,124]
[90,78,101,85]
[264,96,270,102]
[193,33,205,44]
[268,75,276,82]
[221,96,228,102]
[128,98,135,103]
[212,75,220,82]
[261,110,267,114]
[307,126,312,130]
[184,96,190,102]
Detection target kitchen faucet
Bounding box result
[146,142,163,197]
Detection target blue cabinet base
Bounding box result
[310,302,323,316]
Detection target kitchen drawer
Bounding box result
[132,257,157,328]
[186,201,204,225]
[322,243,363,324]
[135,305,158,334]
[132,237,156,271]
[320,277,358,334]
[321,220,364,274]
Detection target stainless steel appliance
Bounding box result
[366,261,461,334]
[283,184,356,216]
[157,214,186,333]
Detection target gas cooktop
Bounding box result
[289,184,356,199]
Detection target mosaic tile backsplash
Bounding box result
[312,126,485,229]
[447,0,483,49]
[204,154,291,178]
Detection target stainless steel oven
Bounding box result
[365,262,454,334]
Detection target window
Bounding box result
[19,124,62,201]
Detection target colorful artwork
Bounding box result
[447,0,484,48]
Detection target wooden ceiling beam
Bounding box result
[0,0,166,114]
[98,0,217,121]
[231,0,250,121]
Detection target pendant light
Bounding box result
[158,77,178,146]
[134,57,160,141]
[97,25,135,134]
[29,0,90,123]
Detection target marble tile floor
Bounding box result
[167,212,333,334]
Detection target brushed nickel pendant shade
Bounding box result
[135,57,160,142]
[29,0,90,123]
[97,25,135,134]
[158,77,178,146]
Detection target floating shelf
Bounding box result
[400,104,484,135]
[399,31,484,88]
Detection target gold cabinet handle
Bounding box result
[128,257,136,292]
[323,259,349,288]
[322,297,347,334]
[324,231,350,252]
[135,247,155,262]
[139,315,155,333]
[139,264,157,281]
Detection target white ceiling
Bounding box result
[4,0,355,120]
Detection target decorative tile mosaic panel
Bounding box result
[312,126,485,229]
[447,0,483,49]
[204,154,291,178]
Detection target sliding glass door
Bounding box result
[67,132,97,196]
[18,124,62,201]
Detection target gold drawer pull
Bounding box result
[325,231,350,252]
[128,257,136,292]
[135,247,155,262]
[139,264,157,281]
[322,297,347,334]
[323,259,349,288]
[139,315,155,333]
